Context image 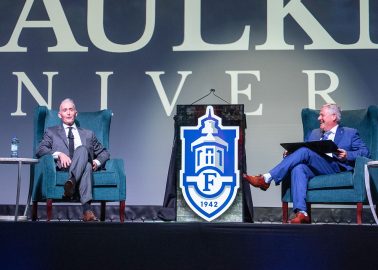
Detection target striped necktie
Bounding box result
[321,131,332,141]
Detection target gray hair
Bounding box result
[322,103,341,123]
[59,98,76,110]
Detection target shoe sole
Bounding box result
[289,219,311,224]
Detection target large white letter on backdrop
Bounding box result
[227,71,263,116]
[0,0,87,52]
[88,0,156,52]
[257,0,377,50]
[173,0,250,51]
[303,70,338,109]
[96,72,114,110]
[11,72,58,116]
[146,71,192,116]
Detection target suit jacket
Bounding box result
[36,125,110,166]
[305,126,370,171]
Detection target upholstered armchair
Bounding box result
[31,106,126,222]
[282,105,378,224]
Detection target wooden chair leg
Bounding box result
[306,202,312,224]
[357,202,363,224]
[119,200,126,223]
[46,199,53,221]
[32,201,38,221]
[100,201,106,221]
[282,202,288,223]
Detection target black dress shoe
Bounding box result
[63,178,75,199]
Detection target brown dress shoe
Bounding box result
[289,212,310,224]
[63,179,75,198]
[83,210,98,222]
[243,174,270,191]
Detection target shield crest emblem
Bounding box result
[180,106,239,221]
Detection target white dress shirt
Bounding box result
[53,124,82,159]
[53,124,101,167]
[322,125,338,157]
[324,125,338,142]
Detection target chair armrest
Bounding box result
[352,156,372,196]
[32,155,57,200]
[39,154,56,169]
[105,158,126,200]
[366,160,378,200]
[353,156,371,180]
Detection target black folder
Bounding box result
[280,140,338,154]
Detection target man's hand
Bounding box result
[283,150,290,158]
[58,152,71,168]
[92,161,99,171]
[336,149,347,161]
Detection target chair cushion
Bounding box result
[93,171,119,186]
[307,172,353,190]
[56,170,118,186]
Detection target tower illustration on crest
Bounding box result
[180,106,239,221]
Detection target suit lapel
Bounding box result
[334,126,344,146]
[58,125,69,148]
[316,129,323,140]
[78,128,87,147]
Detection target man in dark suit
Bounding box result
[243,103,370,224]
[36,98,110,221]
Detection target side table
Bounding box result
[0,157,39,221]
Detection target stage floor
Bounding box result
[1,221,377,270]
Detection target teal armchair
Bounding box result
[31,106,126,222]
[282,105,378,224]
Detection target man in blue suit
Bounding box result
[243,103,370,224]
[36,98,110,221]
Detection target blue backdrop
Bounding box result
[0,0,377,207]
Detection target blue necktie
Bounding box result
[321,131,332,140]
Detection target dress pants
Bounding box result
[269,147,341,212]
[67,145,93,204]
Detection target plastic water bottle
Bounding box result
[11,137,19,158]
